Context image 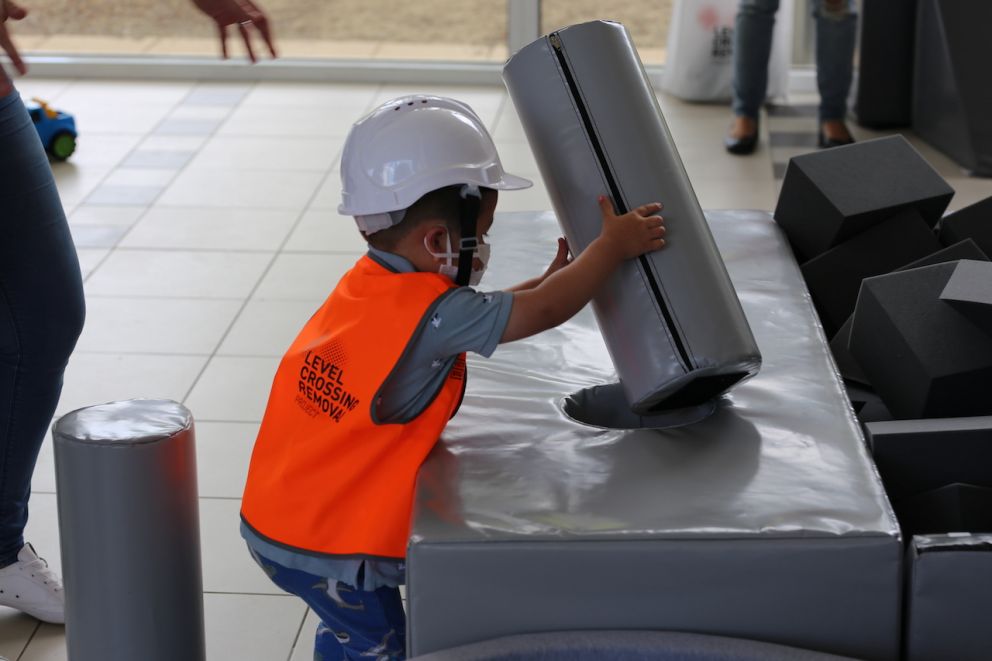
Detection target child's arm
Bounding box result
[500,196,665,343]
[507,238,571,292]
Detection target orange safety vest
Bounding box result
[241,255,467,560]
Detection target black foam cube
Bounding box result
[845,383,892,423]
[829,240,990,386]
[832,319,869,385]
[856,0,916,128]
[850,262,992,419]
[940,260,992,335]
[894,483,992,537]
[774,135,954,261]
[905,534,992,661]
[914,0,992,175]
[801,209,940,335]
[864,417,992,501]
[938,196,992,256]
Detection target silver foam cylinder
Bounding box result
[503,21,761,413]
[53,399,206,661]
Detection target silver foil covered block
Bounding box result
[502,20,761,414]
[407,211,900,660]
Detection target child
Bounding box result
[240,95,665,660]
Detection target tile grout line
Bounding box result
[285,607,311,661]
[174,83,383,406]
[70,79,215,285]
[13,620,41,661]
[93,79,260,255]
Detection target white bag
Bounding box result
[661,0,794,103]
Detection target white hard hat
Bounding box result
[339,95,532,233]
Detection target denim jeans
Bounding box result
[732,0,858,121]
[251,549,406,660]
[0,90,85,566]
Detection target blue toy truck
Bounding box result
[26,97,77,161]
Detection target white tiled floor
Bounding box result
[1,76,990,661]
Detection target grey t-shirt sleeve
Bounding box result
[374,288,513,423]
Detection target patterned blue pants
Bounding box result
[251,551,406,660]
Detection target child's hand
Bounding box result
[597,195,666,260]
[542,237,571,278]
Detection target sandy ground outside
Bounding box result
[13,0,675,57]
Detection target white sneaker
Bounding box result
[0,543,64,624]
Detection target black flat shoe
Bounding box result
[724,123,759,155]
[818,130,855,149]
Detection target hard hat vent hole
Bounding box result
[407,101,414,105]
[561,382,717,430]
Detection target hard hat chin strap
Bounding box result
[454,184,481,287]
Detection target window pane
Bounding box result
[541,1,673,64]
[13,0,509,61]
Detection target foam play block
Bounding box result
[894,483,992,537]
[938,196,992,256]
[863,417,992,501]
[801,209,940,335]
[407,209,902,661]
[774,135,954,262]
[844,383,892,423]
[502,20,761,413]
[905,534,992,661]
[939,259,992,335]
[850,262,992,419]
[831,320,869,385]
[855,0,916,128]
[914,0,992,175]
[829,239,989,385]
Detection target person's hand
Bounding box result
[542,237,571,278]
[0,0,28,97]
[597,195,666,260]
[191,0,276,63]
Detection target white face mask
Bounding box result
[424,230,491,286]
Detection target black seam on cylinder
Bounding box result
[549,31,692,372]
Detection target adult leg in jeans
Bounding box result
[726,0,779,153]
[814,0,858,144]
[0,89,85,618]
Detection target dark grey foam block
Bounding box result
[905,534,992,661]
[831,321,869,385]
[938,196,992,256]
[913,0,992,176]
[801,209,940,335]
[774,135,954,262]
[864,417,992,501]
[939,259,992,335]
[844,383,892,424]
[850,262,992,419]
[893,483,992,537]
[855,0,916,128]
[829,239,989,386]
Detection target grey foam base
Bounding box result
[408,211,899,660]
[410,630,859,661]
[408,537,899,660]
[906,534,992,661]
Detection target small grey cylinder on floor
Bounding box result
[53,399,206,661]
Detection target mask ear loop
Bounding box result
[455,184,481,287]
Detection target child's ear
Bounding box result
[424,225,448,253]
